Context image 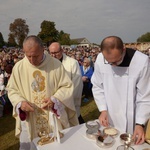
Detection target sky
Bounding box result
[0,0,150,44]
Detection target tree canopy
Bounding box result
[0,32,5,48]
[7,33,17,47]
[58,30,71,45]
[38,20,71,46]
[6,18,150,47]
[9,18,29,47]
[137,32,150,42]
[38,20,59,44]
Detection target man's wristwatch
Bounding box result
[136,123,145,128]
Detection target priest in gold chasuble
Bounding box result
[7,35,78,150]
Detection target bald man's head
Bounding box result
[48,42,63,60]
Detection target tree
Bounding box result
[7,33,17,47]
[137,32,150,42]
[38,20,59,44]
[58,30,71,45]
[0,32,5,48]
[9,18,29,47]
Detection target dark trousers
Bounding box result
[78,115,85,124]
[82,82,92,98]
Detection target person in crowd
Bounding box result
[75,54,83,66]
[0,64,13,115]
[80,57,94,102]
[7,35,78,150]
[91,55,97,70]
[0,63,9,97]
[49,42,84,124]
[0,69,5,102]
[91,36,150,145]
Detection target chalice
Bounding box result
[117,133,134,150]
[86,120,101,140]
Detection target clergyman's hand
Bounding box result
[99,110,109,127]
[20,101,34,112]
[132,125,145,145]
[42,98,54,110]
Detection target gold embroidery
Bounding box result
[32,70,45,92]
[31,70,50,139]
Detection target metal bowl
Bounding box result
[86,129,101,140]
[85,120,100,140]
[85,120,100,130]
[120,133,134,146]
[103,127,119,137]
[116,145,134,150]
[96,135,115,148]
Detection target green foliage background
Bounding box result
[137,32,150,42]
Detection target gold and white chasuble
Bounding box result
[7,53,78,140]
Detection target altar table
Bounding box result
[32,123,150,150]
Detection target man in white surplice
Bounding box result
[49,42,84,124]
[91,36,150,145]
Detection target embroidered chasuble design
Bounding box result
[31,70,50,138]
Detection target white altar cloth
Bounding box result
[32,123,150,150]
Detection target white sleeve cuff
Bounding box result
[51,96,64,118]
[16,102,22,115]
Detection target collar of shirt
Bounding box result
[59,56,63,62]
[83,66,90,74]
[40,54,46,64]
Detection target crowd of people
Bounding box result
[0,35,150,149]
[0,44,100,114]
[0,48,24,116]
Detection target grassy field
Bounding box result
[0,97,99,150]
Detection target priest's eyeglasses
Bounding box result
[103,54,124,66]
[50,50,61,55]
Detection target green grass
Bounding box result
[80,97,100,122]
[0,97,99,150]
[0,113,19,150]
